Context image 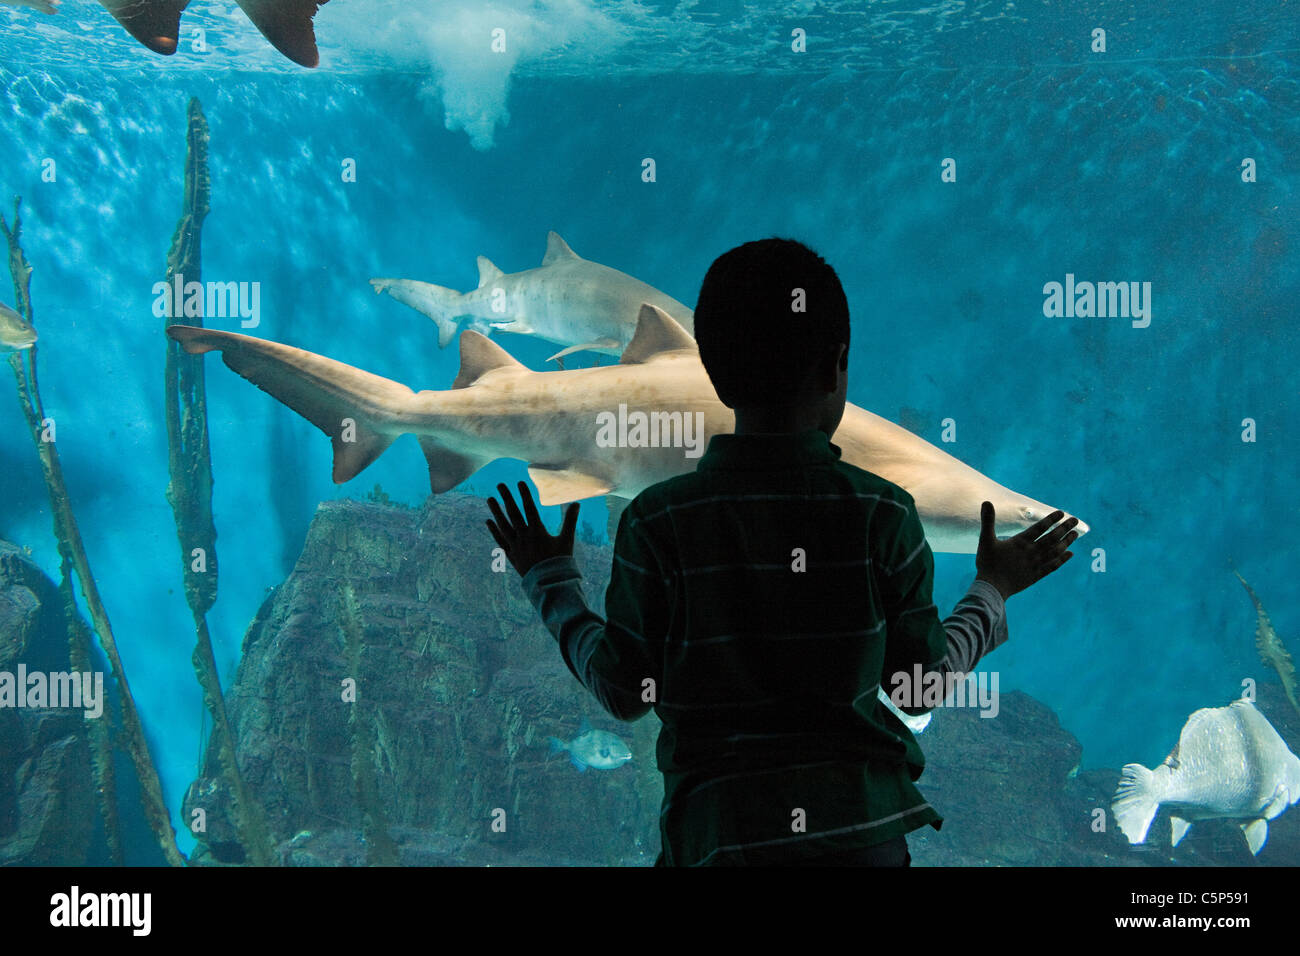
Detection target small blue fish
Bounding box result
[548,719,632,773]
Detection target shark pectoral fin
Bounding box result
[333,430,393,484]
[620,304,698,364]
[418,438,480,494]
[489,318,533,334]
[166,325,407,485]
[1240,818,1268,855]
[476,256,504,288]
[546,339,621,364]
[542,231,581,265]
[234,0,328,67]
[1169,815,1191,847]
[100,0,189,55]
[526,467,612,505]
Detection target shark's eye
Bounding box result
[599,747,610,758]
[1021,507,1037,521]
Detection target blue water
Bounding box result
[1,1,1297,857]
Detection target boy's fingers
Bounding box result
[560,502,579,549]
[978,501,997,550]
[1017,509,1066,542]
[1039,516,1080,547]
[485,519,509,553]
[497,482,525,529]
[518,481,542,526]
[487,495,512,535]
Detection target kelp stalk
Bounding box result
[2,197,185,867]
[162,98,275,866]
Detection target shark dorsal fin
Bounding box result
[476,256,504,289]
[619,304,698,365]
[453,330,527,388]
[542,231,580,266]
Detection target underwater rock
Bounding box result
[0,542,91,865]
[0,541,157,865]
[185,494,661,866]
[908,690,1084,866]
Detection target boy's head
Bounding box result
[694,238,850,431]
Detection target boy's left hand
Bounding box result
[485,481,580,577]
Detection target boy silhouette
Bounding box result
[486,238,1078,866]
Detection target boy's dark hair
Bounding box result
[694,238,850,407]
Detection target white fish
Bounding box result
[165,304,1087,554]
[371,232,694,363]
[1112,699,1300,855]
[0,302,37,353]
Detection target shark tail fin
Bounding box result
[370,278,464,349]
[166,325,407,484]
[1112,763,1161,845]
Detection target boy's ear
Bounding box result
[816,342,848,392]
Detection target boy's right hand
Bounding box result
[975,502,1079,600]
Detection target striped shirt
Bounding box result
[521,428,1008,866]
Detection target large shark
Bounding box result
[371,232,695,364]
[166,305,1087,554]
[96,0,329,65]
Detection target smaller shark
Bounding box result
[371,232,695,364]
[0,0,59,14]
[1235,570,1299,715]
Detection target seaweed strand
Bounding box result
[161,98,275,867]
[60,553,123,865]
[2,197,186,867]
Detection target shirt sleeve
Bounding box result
[519,503,667,721]
[874,495,1009,714]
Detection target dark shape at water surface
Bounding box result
[98,0,190,56]
[96,0,330,67]
[236,0,330,68]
